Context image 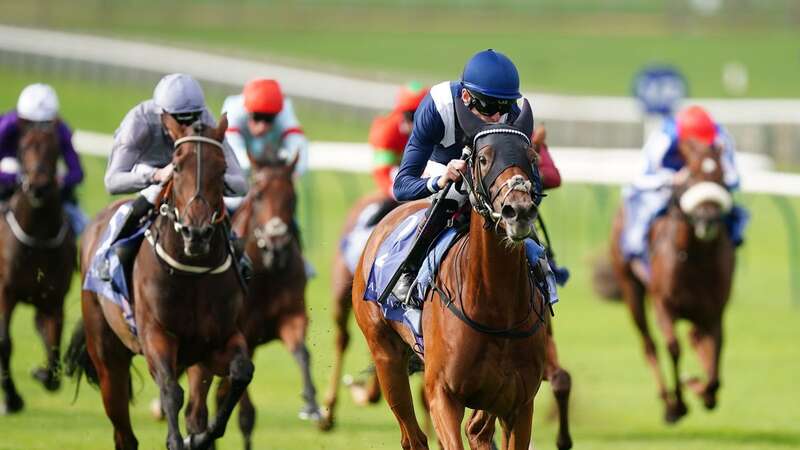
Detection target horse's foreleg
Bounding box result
[188,333,253,450]
[688,323,723,410]
[31,307,64,391]
[280,313,321,421]
[320,266,352,431]
[653,300,687,423]
[185,365,212,438]
[465,410,497,450]
[143,331,185,450]
[426,383,465,450]
[503,402,534,450]
[0,295,23,414]
[237,388,256,450]
[622,279,669,404]
[544,331,572,450]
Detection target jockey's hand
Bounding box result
[437,159,467,189]
[672,167,690,186]
[152,164,174,184]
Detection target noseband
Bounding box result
[458,128,538,229]
[160,135,227,233]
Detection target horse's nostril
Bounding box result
[180,226,192,239]
[201,226,214,239]
[501,204,517,221]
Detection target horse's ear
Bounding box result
[162,113,185,141]
[513,99,534,138]
[455,94,484,143]
[287,148,300,173]
[213,113,228,143]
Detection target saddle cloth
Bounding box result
[83,202,150,336]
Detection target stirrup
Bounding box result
[392,272,421,309]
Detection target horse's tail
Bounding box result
[591,252,623,302]
[63,320,99,397]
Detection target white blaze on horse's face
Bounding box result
[498,174,536,242]
[253,217,291,269]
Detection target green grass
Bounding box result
[2,1,799,97]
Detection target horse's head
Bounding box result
[162,114,228,257]
[17,122,60,207]
[674,138,732,242]
[247,149,298,270]
[455,96,538,242]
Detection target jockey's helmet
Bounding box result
[676,105,717,146]
[461,49,521,100]
[395,81,428,113]
[243,79,284,116]
[17,83,59,122]
[153,74,206,125]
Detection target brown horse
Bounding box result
[208,152,320,449]
[353,99,551,450]
[65,116,253,450]
[610,139,735,423]
[0,125,75,414]
[322,142,572,450]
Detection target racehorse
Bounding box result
[210,150,320,449]
[0,125,75,414]
[353,98,550,450]
[65,116,253,450]
[610,138,735,423]
[321,152,573,450]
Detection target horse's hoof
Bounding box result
[664,401,688,424]
[703,395,717,410]
[348,383,371,406]
[1,392,24,414]
[317,410,334,432]
[149,397,165,421]
[556,435,573,450]
[298,404,322,422]
[31,368,60,392]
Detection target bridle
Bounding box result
[457,127,540,230]
[158,135,227,234]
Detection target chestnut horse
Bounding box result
[353,99,550,450]
[610,139,735,423]
[210,152,320,449]
[0,126,75,414]
[322,131,572,450]
[65,116,253,450]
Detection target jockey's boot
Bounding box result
[99,196,152,281]
[547,255,570,286]
[365,197,399,228]
[391,199,458,308]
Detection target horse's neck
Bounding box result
[461,210,530,315]
[10,191,62,236]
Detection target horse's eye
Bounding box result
[479,155,488,165]
[173,164,181,173]
[255,191,263,200]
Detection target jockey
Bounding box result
[0,83,87,234]
[221,78,307,211]
[101,73,248,279]
[366,81,428,224]
[621,105,748,279]
[390,49,561,305]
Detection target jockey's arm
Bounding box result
[224,127,251,174]
[0,114,19,187]
[718,127,741,190]
[392,95,444,201]
[631,129,676,191]
[280,131,309,177]
[57,122,84,188]
[105,110,158,195]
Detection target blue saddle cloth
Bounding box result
[83,202,150,336]
[363,209,461,355]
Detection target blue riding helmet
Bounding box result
[461,49,521,100]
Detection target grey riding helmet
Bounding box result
[153,73,206,124]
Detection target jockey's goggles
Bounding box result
[466,89,514,117]
[250,112,277,124]
[170,111,202,126]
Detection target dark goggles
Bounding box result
[170,111,202,126]
[466,89,514,116]
[250,112,277,124]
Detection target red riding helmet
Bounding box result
[395,81,428,113]
[243,79,284,114]
[676,105,717,146]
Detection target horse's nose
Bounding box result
[181,225,214,241]
[502,201,536,223]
